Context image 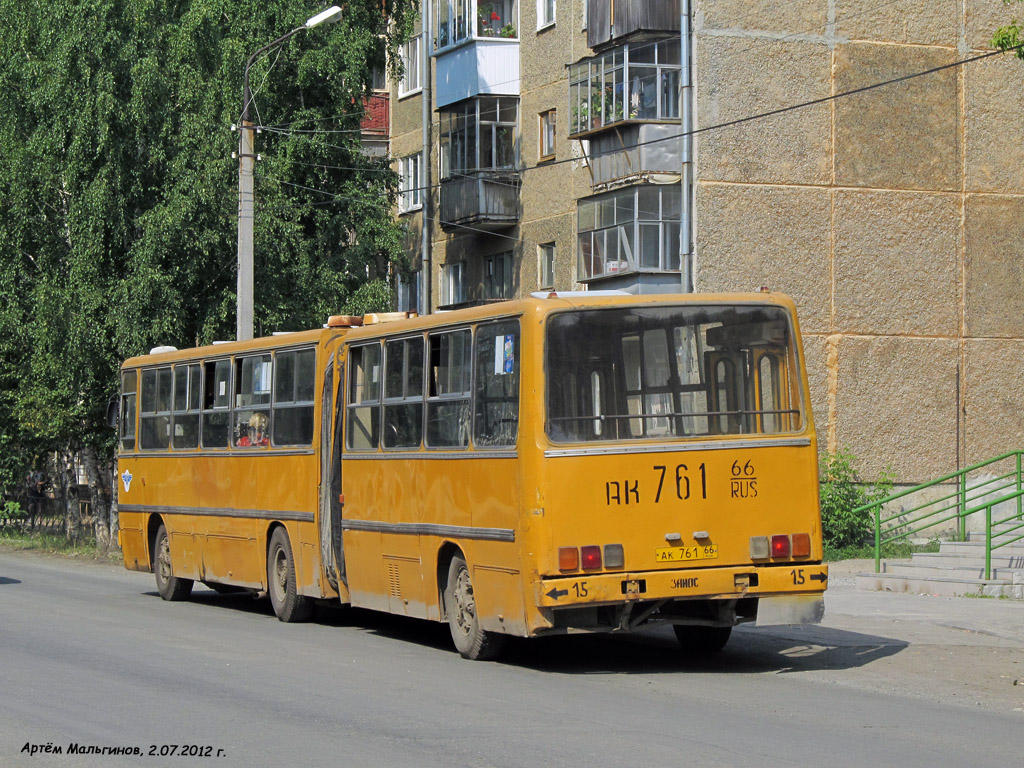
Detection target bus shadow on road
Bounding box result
[150,588,907,675]
[0,576,22,585]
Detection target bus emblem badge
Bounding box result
[121,469,133,493]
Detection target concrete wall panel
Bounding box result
[965,56,1024,194]
[836,0,960,46]
[964,195,1024,338]
[833,189,959,336]
[964,339,1024,464]
[834,336,958,481]
[695,37,831,185]
[695,184,831,334]
[834,43,960,191]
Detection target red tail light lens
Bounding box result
[558,547,579,571]
[581,545,602,570]
[771,535,791,558]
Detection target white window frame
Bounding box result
[398,155,422,214]
[442,262,466,306]
[398,33,422,98]
[537,0,556,30]
[539,109,556,160]
[538,242,555,289]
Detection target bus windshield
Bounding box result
[546,304,804,442]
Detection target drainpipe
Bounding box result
[680,0,694,293]
[420,1,432,313]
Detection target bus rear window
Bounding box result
[545,305,804,443]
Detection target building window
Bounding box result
[581,0,587,30]
[442,262,466,306]
[440,96,519,178]
[398,34,422,96]
[484,252,513,299]
[434,1,518,51]
[539,242,555,289]
[577,184,681,281]
[398,154,422,213]
[568,38,681,135]
[538,0,555,29]
[398,270,420,313]
[539,109,556,160]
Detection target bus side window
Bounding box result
[273,348,316,446]
[383,337,424,449]
[120,371,137,451]
[347,343,381,451]
[234,354,272,448]
[139,367,172,450]
[427,329,471,448]
[202,359,231,448]
[473,320,519,447]
[172,363,201,449]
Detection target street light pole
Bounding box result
[236,5,343,341]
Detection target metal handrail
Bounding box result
[864,450,1024,572]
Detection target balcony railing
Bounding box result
[587,0,680,51]
[439,170,521,231]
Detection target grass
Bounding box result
[0,530,121,562]
[824,539,942,561]
[962,592,1012,600]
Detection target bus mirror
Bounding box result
[105,396,119,429]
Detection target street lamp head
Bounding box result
[306,5,342,28]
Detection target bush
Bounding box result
[819,449,893,550]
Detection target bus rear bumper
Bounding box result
[532,563,827,632]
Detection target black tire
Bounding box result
[673,625,732,656]
[153,524,193,601]
[267,527,312,622]
[444,555,505,660]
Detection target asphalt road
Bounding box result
[1,551,1022,768]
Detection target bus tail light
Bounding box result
[558,547,579,571]
[749,536,769,559]
[604,544,624,569]
[792,533,811,558]
[581,545,602,570]
[771,535,791,558]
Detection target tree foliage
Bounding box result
[819,449,894,551]
[0,1,417,527]
[993,0,1024,60]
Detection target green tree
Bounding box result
[0,1,417,544]
[819,449,894,551]
[993,0,1024,59]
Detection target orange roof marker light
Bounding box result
[362,311,417,325]
[326,315,364,328]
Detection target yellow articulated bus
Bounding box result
[116,292,827,660]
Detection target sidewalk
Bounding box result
[766,559,1024,648]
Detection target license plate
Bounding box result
[655,545,718,563]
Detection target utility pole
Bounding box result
[235,6,343,341]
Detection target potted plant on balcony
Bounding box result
[478,4,500,36]
[499,23,516,38]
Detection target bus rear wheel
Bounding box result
[153,524,193,601]
[673,625,732,656]
[267,528,312,623]
[445,555,505,661]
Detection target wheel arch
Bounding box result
[146,514,165,571]
[436,541,464,619]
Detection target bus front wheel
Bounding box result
[445,555,505,661]
[153,524,193,601]
[673,625,732,656]
[267,528,312,623]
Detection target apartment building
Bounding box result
[382,0,1024,483]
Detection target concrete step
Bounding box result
[934,541,1024,557]
[965,528,1024,543]
[909,552,1024,569]
[881,562,1024,583]
[855,572,1024,599]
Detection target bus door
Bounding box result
[318,346,347,593]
